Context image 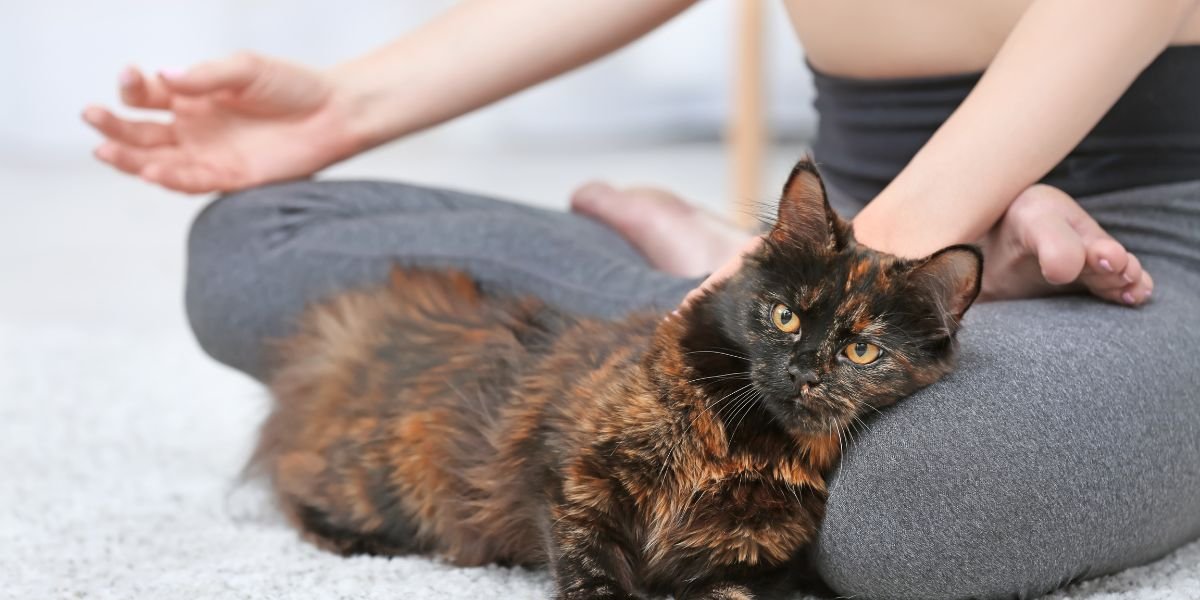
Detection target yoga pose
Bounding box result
[84,1,1200,598]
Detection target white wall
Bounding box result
[0,0,816,160]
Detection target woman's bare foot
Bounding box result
[570,182,752,277]
[979,184,1153,305]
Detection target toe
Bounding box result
[1118,286,1139,306]
[570,181,649,235]
[1079,237,1138,294]
[1118,253,1144,288]
[1026,218,1086,286]
[1087,237,1128,279]
[1090,255,1153,307]
[569,181,618,214]
[1118,261,1154,306]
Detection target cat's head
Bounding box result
[676,159,982,437]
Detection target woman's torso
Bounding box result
[783,0,1200,78]
[781,0,1200,204]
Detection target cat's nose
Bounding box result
[787,365,819,388]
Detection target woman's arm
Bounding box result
[680,0,1194,308]
[85,0,699,193]
[333,0,700,152]
[852,0,1200,258]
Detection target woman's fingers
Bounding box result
[141,162,226,194]
[93,142,229,194]
[93,142,184,177]
[82,106,176,148]
[94,142,153,175]
[118,66,173,110]
[159,51,260,96]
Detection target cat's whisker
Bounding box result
[725,393,755,437]
[845,417,860,440]
[858,403,885,418]
[850,414,874,437]
[653,381,758,491]
[727,389,764,439]
[683,371,752,385]
[832,420,845,456]
[720,389,753,432]
[660,383,756,481]
[684,348,744,355]
[683,350,750,361]
[738,392,766,434]
[689,382,756,427]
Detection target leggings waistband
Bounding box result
[810,45,1200,204]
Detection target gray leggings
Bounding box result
[185,178,1200,599]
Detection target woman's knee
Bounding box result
[812,400,1068,600]
[185,188,290,379]
[184,180,442,378]
[813,430,1080,600]
[813,291,1200,599]
[187,184,301,260]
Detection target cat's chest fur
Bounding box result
[650,451,827,568]
[580,389,840,580]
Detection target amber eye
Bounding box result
[844,342,882,365]
[771,303,800,334]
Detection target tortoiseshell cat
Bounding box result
[248,160,983,599]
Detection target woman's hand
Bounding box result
[83,1,701,195]
[83,52,360,194]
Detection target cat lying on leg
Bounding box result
[247,159,982,599]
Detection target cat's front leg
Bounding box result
[549,503,641,600]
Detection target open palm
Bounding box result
[84,53,357,194]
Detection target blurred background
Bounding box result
[2,0,816,158]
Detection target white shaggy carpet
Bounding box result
[3,145,1198,599]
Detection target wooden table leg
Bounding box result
[729,0,766,230]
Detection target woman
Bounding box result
[83,1,1200,598]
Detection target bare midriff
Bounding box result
[784,0,1200,78]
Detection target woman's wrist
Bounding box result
[851,177,985,258]
[324,60,403,157]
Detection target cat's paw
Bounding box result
[554,590,640,600]
[680,582,755,600]
[553,581,642,600]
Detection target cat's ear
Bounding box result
[907,245,984,324]
[769,158,847,252]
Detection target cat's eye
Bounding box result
[844,342,882,365]
[771,303,800,334]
